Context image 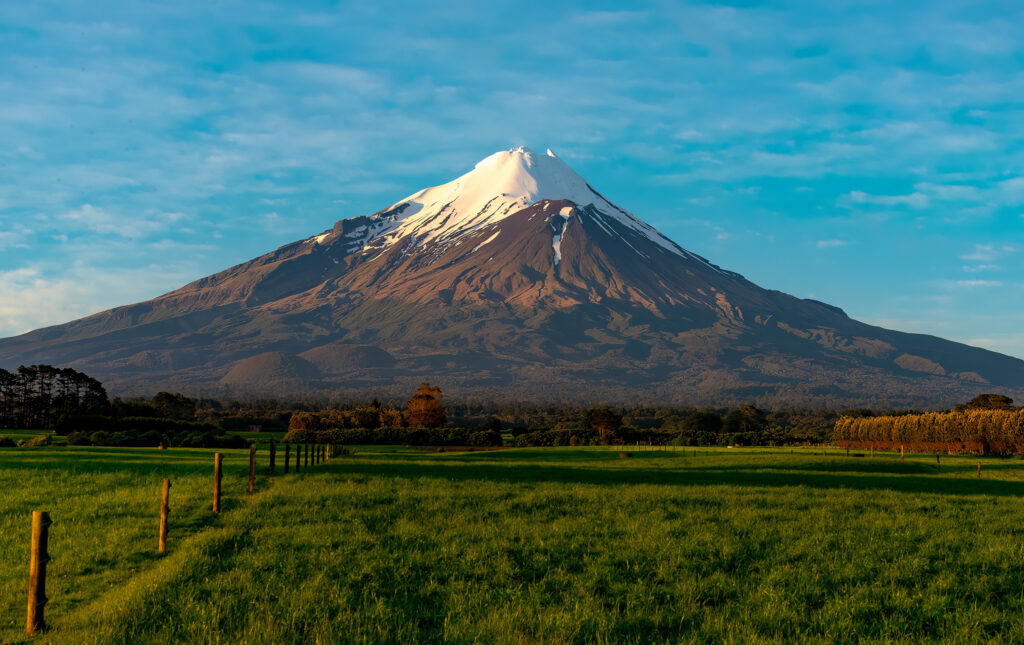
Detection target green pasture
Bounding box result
[3,445,1024,643]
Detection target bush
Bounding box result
[0,436,15,448]
[468,430,502,447]
[66,432,91,446]
[25,434,51,447]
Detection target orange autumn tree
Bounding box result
[406,382,446,428]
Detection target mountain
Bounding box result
[2,146,1023,407]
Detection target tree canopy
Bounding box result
[407,383,446,428]
[0,365,109,429]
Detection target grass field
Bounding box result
[3,444,1024,643]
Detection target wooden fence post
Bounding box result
[284,443,290,474]
[248,444,256,493]
[304,444,309,468]
[295,444,301,473]
[158,478,171,554]
[846,446,849,457]
[900,445,904,460]
[26,511,52,635]
[870,445,874,457]
[213,453,223,513]
[269,439,276,475]
[936,453,940,472]
[978,461,981,479]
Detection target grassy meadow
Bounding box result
[3,441,1024,643]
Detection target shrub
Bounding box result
[0,436,15,448]
[468,430,502,447]
[66,432,91,446]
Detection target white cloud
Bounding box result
[0,264,194,338]
[962,264,999,273]
[59,204,191,238]
[841,190,929,209]
[956,280,1003,287]
[960,243,1015,261]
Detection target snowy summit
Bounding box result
[320,146,689,259]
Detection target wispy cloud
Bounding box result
[956,280,1004,287]
[840,191,929,209]
[960,244,1016,261]
[816,239,847,249]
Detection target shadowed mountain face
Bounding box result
[2,146,1023,407]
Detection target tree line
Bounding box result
[833,394,1024,455]
[0,365,108,429]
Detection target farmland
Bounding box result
[3,442,1024,643]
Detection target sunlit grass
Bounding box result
[3,445,1024,643]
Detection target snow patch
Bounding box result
[314,233,331,244]
[471,230,500,253]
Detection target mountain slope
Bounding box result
[2,147,1022,407]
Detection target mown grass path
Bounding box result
[3,446,1024,643]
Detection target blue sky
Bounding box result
[1,1,1022,358]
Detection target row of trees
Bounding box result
[287,383,444,433]
[0,365,108,429]
[834,395,1024,455]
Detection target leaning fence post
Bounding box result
[248,444,256,493]
[26,511,52,636]
[284,443,291,474]
[158,478,171,554]
[269,439,276,475]
[213,453,223,513]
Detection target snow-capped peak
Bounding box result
[335,145,696,264]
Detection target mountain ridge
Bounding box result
[2,146,1022,407]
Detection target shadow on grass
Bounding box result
[322,456,1024,499]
